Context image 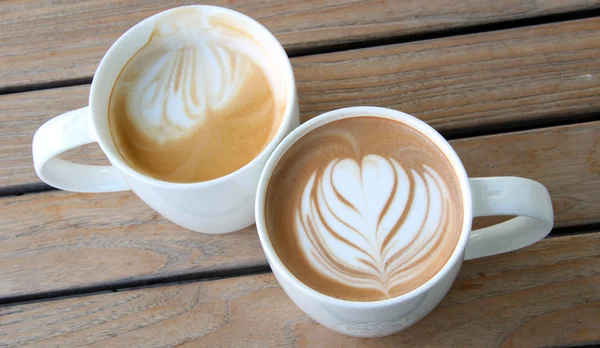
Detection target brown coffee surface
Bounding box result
[265,117,463,301]
[109,8,285,183]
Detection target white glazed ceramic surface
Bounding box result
[32,6,299,234]
[255,106,554,337]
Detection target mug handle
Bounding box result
[32,107,130,193]
[465,177,554,260]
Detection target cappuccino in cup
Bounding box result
[109,8,286,183]
[33,5,299,234]
[256,107,553,337]
[265,116,463,301]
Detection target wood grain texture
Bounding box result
[3,17,600,188]
[1,233,598,347]
[2,0,599,90]
[0,189,265,299]
[295,17,600,128]
[1,121,598,299]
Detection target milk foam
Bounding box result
[265,117,462,301]
[116,8,284,142]
[295,155,451,296]
[109,8,287,182]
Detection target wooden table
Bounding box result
[1,1,600,346]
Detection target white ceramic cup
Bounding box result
[255,106,554,337]
[32,6,299,234]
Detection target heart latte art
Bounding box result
[296,155,451,296]
[265,117,463,301]
[109,8,286,182]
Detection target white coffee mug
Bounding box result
[255,106,554,337]
[32,6,299,234]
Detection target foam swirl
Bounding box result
[108,8,286,182]
[115,8,284,142]
[295,155,451,296]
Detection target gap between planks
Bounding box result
[287,7,600,58]
[0,226,597,307]
[2,7,600,96]
[0,264,272,307]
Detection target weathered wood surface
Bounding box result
[1,121,597,299]
[2,0,599,90]
[2,1,600,345]
[2,17,600,188]
[1,233,598,347]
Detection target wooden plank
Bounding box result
[0,190,265,298]
[1,121,598,299]
[2,17,600,188]
[1,233,598,347]
[2,0,599,90]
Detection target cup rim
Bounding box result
[255,106,473,308]
[90,5,296,188]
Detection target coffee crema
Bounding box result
[265,117,463,301]
[109,8,285,182]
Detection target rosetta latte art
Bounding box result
[117,8,282,142]
[109,7,285,182]
[295,155,451,296]
[126,42,259,140]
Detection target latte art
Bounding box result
[109,8,286,182]
[120,10,282,142]
[296,155,451,296]
[125,43,262,141]
[265,117,463,301]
